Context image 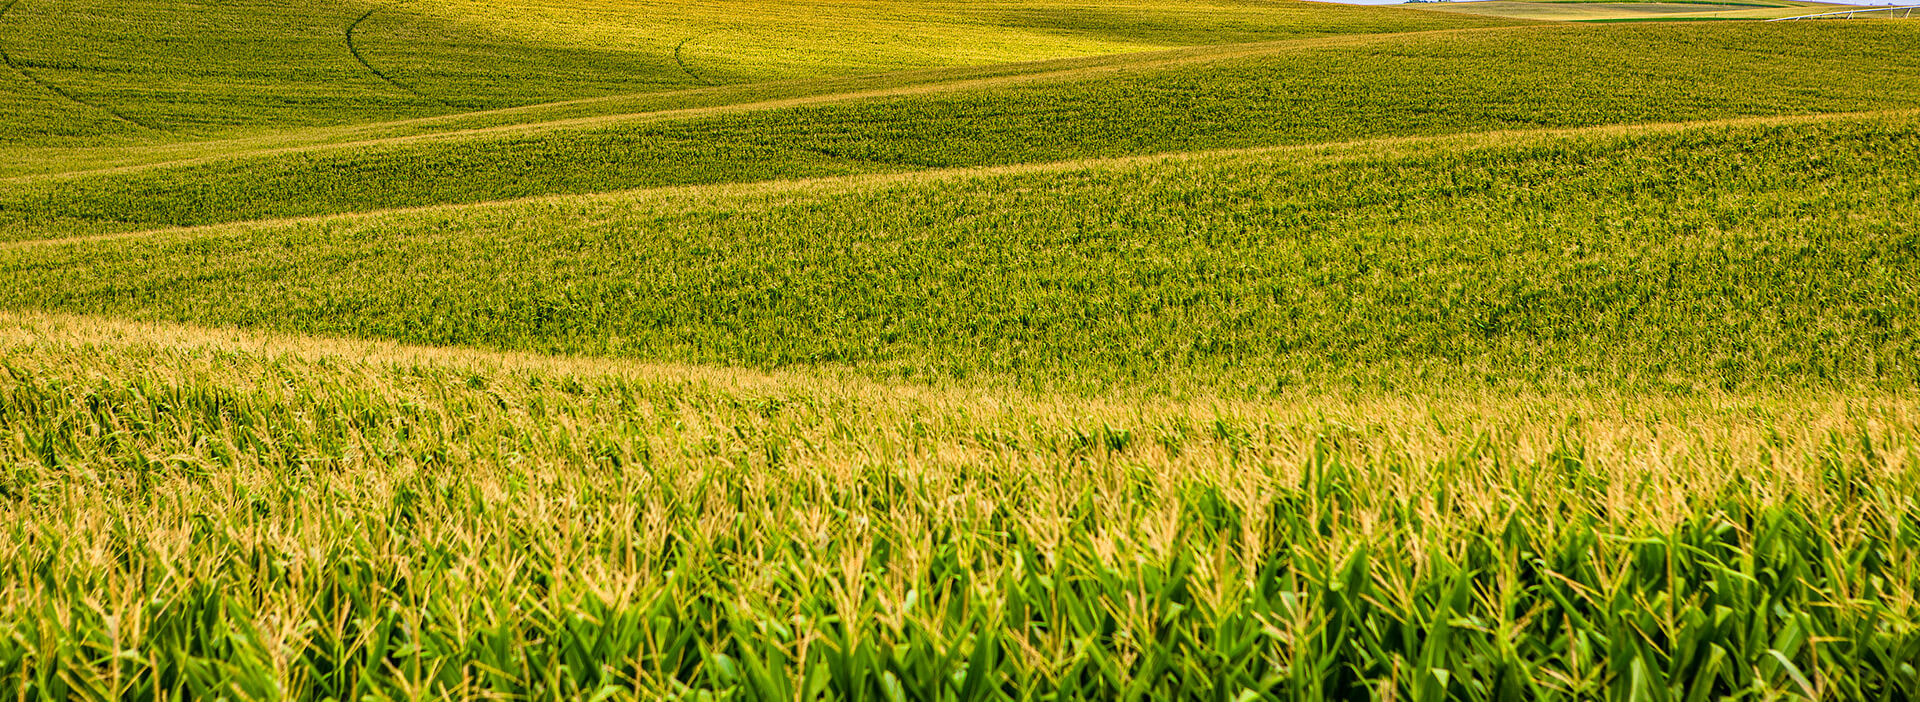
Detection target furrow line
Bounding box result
[346,6,453,108]
[0,0,162,131]
[673,33,719,86]
[3,24,1534,186]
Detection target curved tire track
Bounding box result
[0,0,161,131]
[673,33,719,86]
[347,6,452,107]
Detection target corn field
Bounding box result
[7,1,1920,699]
[3,315,1917,700]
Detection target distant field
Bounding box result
[0,0,1517,146]
[4,0,1920,699]
[1409,0,1854,21]
[5,23,1920,241]
[7,113,1916,394]
[393,0,1517,82]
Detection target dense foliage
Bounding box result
[4,23,1918,239]
[8,116,1916,393]
[2,317,1917,700]
[0,0,1510,144]
[4,1,1919,699]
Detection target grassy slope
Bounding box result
[0,50,1192,179]
[1408,0,1845,21]
[0,0,1522,181]
[0,0,1511,148]
[3,22,1917,242]
[4,311,1918,699]
[1,0,475,140]
[6,1,1920,699]
[394,0,1514,82]
[7,113,1915,394]
[0,40,1346,179]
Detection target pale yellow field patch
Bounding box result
[399,0,1450,80]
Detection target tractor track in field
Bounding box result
[347,6,453,108]
[4,26,1540,185]
[673,33,719,86]
[0,0,161,131]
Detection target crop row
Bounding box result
[0,0,1513,147]
[7,114,1916,393]
[2,314,1916,700]
[7,21,1918,240]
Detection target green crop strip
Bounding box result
[0,0,161,131]
[5,115,1915,395]
[3,22,1915,241]
[0,0,1516,147]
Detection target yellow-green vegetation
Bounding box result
[1409,0,1848,22]
[4,314,1920,699]
[0,0,1523,181]
[5,0,1920,698]
[0,0,1514,146]
[6,22,1920,242]
[392,0,1510,83]
[7,113,1918,393]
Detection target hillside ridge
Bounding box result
[2,24,1532,184]
[7,107,1911,251]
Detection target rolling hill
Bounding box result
[4,0,1919,699]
